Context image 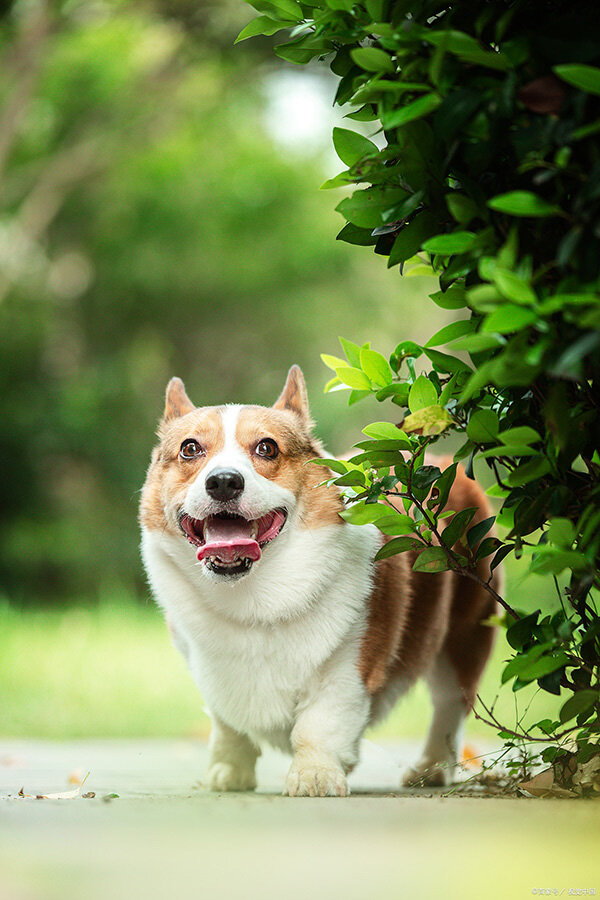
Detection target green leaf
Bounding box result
[382,94,442,130]
[354,439,410,452]
[321,353,348,371]
[466,409,499,443]
[345,105,378,122]
[274,41,326,64]
[360,348,393,387]
[363,422,411,445]
[332,127,379,167]
[429,286,467,310]
[320,171,354,190]
[412,546,450,573]
[423,231,478,255]
[402,406,454,435]
[311,457,351,475]
[448,333,505,353]
[554,64,600,96]
[530,549,589,575]
[323,375,341,394]
[467,515,496,548]
[375,383,410,405]
[348,389,372,406]
[479,445,537,459]
[350,46,395,74]
[250,0,303,20]
[493,268,538,306]
[339,336,363,367]
[559,690,598,724]
[235,15,288,42]
[388,212,436,267]
[423,30,509,71]
[481,305,538,333]
[336,223,378,246]
[547,518,575,549]
[506,611,539,650]
[497,426,540,446]
[336,187,408,228]
[517,652,570,683]
[488,191,560,217]
[507,457,551,487]
[335,366,373,390]
[408,375,438,412]
[334,470,367,487]
[446,193,479,225]
[375,535,424,560]
[440,507,477,548]
[425,319,474,347]
[423,348,472,375]
[340,500,397,526]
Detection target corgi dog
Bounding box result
[140,366,498,797]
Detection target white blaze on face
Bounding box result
[184,405,296,522]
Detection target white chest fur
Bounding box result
[141,521,380,746]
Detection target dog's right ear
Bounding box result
[163,377,195,421]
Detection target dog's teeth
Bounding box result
[251,522,258,539]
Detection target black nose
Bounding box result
[205,468,245,501]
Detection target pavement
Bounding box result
[0,739,598,900]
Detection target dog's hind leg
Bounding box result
[404,571,498,788]
[205,713,260,792]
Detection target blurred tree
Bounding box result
[0,0,425,604]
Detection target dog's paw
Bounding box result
[402,761,454,788]
[206,762,256,792]
[285,760,349,798]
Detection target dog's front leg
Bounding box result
[285,645,371,798]
[206,713,260,792]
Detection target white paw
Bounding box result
[285,761,349,798]
[402,760,455,788]
[206,762,256,792]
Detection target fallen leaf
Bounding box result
[18,771,90,800]
[82,791,96,799]
[39,786,83,800]
[68,768,86,786]
[519,767,577,799]
[519,767,554,797]
[461,743,482,770]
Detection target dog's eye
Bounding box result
[255,438,279,460]
[180,439,204,460]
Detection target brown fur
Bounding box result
[358,458,497,709]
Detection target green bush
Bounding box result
[243,0,600,780]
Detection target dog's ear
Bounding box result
[163,377,195,421]
[273,365,310,421]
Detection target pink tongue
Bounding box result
[196,517,261,564]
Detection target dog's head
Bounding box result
[140,366,342,581]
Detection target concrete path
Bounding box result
[1,739,598,900]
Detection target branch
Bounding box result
[472,693,584,743]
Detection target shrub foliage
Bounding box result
[243,0,600,776]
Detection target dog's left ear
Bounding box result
[163,377,195,421]
[273,365,310,422]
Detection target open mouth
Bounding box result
[178,509,287,576]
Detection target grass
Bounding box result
[0,562,565,743]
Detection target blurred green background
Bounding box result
[0,0,559,743]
